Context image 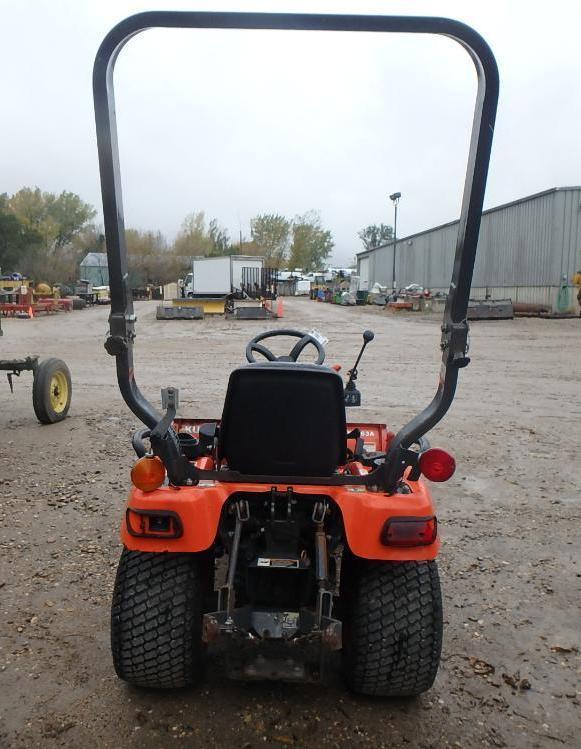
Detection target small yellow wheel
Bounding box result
[32,358,72,424]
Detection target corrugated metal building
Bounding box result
[79,252,109,286]
[357,187,581,312]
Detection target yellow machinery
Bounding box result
[172,296,226,315]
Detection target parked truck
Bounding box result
[181,256,265,297]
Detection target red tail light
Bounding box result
[419,448,456,482]
[126,508,183,539]
[380,516,437,547]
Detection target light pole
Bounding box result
[389,192,401,290]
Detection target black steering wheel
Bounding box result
[246,329,326,364]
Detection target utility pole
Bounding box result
[389,192,401,290]
[237,212,243,249]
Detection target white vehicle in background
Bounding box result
[181,256,265,297]
[295,279,311,295]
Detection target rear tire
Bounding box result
[111,549,212,689]
[342,560,442,697]
[32,357,72,424]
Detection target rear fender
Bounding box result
[121,480,439,561]
[332,480,439,561]
[122,485,226,553]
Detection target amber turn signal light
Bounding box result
[130,455,166,492]
[419,448,456,482]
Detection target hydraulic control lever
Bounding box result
[344,330,374,407]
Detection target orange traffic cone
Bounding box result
[28,306,34,319]
[276,298,284,318]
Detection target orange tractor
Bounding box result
[94,12,498,694]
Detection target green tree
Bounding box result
[0,193,42,273]
[208,218,231,256]
[172,211,212,257]
[250,213,291,268]
[47,191,97,250]
[71,223,105,256]
[288,211,334,272]
[8,187,96,253]
[173,211,231,258]
[126,228,167,256]
[229,238,262,256]
[358,223,393,250]
[125,228,177,285]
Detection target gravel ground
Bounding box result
[0,297,580,748]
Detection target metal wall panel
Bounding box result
[555,188,581,281]
[470,285,557,307]
[358,188,581,299]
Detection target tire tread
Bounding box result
[343,560,442,697]
[111,550,208,689]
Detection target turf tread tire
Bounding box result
[343,560,442,697]
[111,550,209,689]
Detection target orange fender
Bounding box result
[330,481,439,561]
[121,480,439,561]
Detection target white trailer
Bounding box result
[187,256,230,295]
[231,256,264,292]
[183,256,265,296]
[295,279,311,295]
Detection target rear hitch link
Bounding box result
[313,501,332,627]
[221,499,250,624]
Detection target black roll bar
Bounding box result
[93,12,499,489]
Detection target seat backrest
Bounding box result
[218,362,346,476]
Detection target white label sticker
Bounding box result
[308,328,329,347]
[256,558,299,568]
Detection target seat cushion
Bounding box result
[218,363,346,476]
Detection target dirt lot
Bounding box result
[1,297,580,748]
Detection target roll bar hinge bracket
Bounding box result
[151,387,179,439]
[104,335,127,356]
[104,312,136,356]
[441,320,471,368]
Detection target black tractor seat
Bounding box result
[218,362,347,477]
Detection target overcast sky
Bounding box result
[2,0,580,265]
